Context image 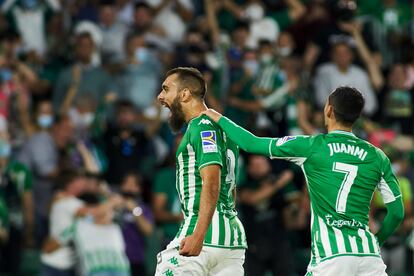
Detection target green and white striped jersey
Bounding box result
[267,131,402,265]
[169,115,247,249]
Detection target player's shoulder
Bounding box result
[188,115,222,143]
[189,114,221,132]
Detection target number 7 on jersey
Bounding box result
[332,162,359,214]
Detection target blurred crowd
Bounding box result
[0,0,413,275]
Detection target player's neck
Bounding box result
[183,102,208,123]
[328,123,353,134]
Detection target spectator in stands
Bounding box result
[53,32,114,112]
[131,2,168,49]
[115,31,162,111]
[98,0,129,60]
[119,172,153,276]
[102,100,155,185]
[370,149,413,275]
[383,63,414,135]
[146,0,194,44]
[41,170,124,276]
[240,155,295,276]
[153,139,183,246]
[313,40,379,116]
[18,115,74,246]
[1,0,61,56]
[0,116,34,275]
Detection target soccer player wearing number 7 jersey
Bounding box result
[202,86,405,276]
[155,67,247,276]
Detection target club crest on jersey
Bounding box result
[201,130,218,153]
[276,136,296,146]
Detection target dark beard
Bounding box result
[168,97,186,134]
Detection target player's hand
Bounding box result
[201,108,222,123]
[179,234,204,256]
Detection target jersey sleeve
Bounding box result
[16,163,33,192]
[377,153,402,204]
[190,119,223,171]
[269,135,315,166]
[375,151,405,245]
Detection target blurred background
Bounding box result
[0,0,413,275]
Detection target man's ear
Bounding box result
[327,105,334,119]
[180,88,192,102]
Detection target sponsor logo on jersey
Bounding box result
[325,214,364,228]
[276,136,297,146]
[201,130,218,153]
[198,119,212,126]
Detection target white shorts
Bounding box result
[306,255,387,276]
[155,246,245,276]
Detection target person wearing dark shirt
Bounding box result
[103,100,155,185]
[240,155,295,276]
[118,172,153,276]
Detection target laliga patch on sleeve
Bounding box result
[201,130,218,153]
[276,136,297,146]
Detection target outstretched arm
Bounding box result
[202,109,272,156]
[203,109,314,164]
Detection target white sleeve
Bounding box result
[50,198,84,244]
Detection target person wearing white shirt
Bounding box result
[314,42,378,116]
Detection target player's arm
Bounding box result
[375,154,405,246]
[180,165,221,256]
[202,109,314,163]
[179,121,223,256]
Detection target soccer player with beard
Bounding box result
[202,86,405,276]
[155,67,247,276]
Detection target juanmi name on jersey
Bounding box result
[327,143,368,161]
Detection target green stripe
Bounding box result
[204,222,213,244]
[342,231,352,253]
[356,231,364,253]
[218,214,225,245]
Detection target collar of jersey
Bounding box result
[330,130,356,137]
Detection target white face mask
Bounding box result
[278,47,292,57]
[70,109,95,129]
[244,3,264,22]
[260,54,273,63]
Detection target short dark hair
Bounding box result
[57,169,85,191]
[328,86,365,126]
[134,2,151,11]
[115,99,136,113]
[166,67,207,100]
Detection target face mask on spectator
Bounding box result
[278,47,292,57]
[37,114,54,129]
[0,69,13,83]
[20,0,38,9]
[121,191,140,199]
[135,47,149,63]
[243,60,259,76]
[0,139,11,158]
[70,109,95,129]
[260,54,273,63]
